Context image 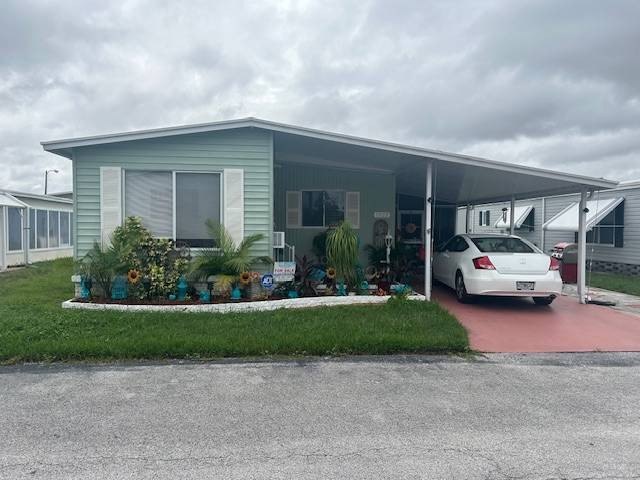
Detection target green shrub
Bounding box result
[326,221,359,287]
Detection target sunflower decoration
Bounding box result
[249,271,261,283]
[326,267,337,280]
[240,271,252,286]
[127,269,140,284]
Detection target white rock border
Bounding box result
[61,294,426,314]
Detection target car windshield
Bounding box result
[470,237,535,253]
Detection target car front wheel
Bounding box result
[455,272,473,304]
[533,296,555,306]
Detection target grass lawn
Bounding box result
[588,272,640,297]
[0,258,469,364]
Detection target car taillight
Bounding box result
[549,257,560,271]
[473,256,496,270]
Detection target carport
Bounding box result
[261,118,618,303]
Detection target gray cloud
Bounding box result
[1,0,638,193]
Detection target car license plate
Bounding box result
[516,281,535,291]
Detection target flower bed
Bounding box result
[73,217,416,311]
[63,293,426,313]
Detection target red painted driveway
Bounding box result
[432,285,640,352]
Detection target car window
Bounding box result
[470,237,535,253]
[451,236,469,252]
[442,237,458,252]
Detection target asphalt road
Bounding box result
[2,354,640,479]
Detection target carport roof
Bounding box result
[41,117,618,204]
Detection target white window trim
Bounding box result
[123,169,224,248]
[298,189,347,229]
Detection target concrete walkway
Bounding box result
[433,285,640,353]
[563,283,640,317]
[1,355,640,479]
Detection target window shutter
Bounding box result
[100,167,122,246]
[224,169,244,246]
[346,191,360,228]
[479,211,483,226]
[286,191,301,228]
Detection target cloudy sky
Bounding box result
[2,0,639,194]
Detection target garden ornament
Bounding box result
[231,286,242,301]
[111,275,128,300]
[176,275,188,301]
[80,276,91,299]
[199,289,211,303]
[336,281,347,296]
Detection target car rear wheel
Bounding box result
[533,296,555,306]
[455,272,472,304]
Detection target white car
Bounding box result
[432,234,562,305]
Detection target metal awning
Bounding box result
[0,192,27,208]
[543,197,624,232]
[494,205,533,229]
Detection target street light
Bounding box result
[44,169,59,195]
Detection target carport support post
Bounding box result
[509,196,516,235]
[577,188,588,304]
[424,161,433,301]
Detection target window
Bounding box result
[176,172,221,247]
[36,210,48,249]
[48,211,59,248]
[124,171,173,237]
[29,209,35,249]
[7,207,22,251]
[124,170,223,247]
[478,210,490,227]
[27,209,71,250]
[60,211,70,246]
[575,202,624,247]
[301,190,345,227]
[471,237,535,253]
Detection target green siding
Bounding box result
[72,128,273,258]
[274,164,396,264]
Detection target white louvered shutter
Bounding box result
[224,169,244,246]
[286,191,301,228]
[100,167,122,246]
[346,191,360,228]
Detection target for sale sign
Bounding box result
[273,262,296,282]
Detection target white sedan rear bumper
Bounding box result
[463,270,562,297]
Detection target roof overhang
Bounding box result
[0,192,28,208]
[41,117,618,204]
[543,197,624,232]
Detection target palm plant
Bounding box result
[326,221,359,286]
[190,221,273,290]
[76,242,128,298]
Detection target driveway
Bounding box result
[434,285,640,352]
[1,356,640,479]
